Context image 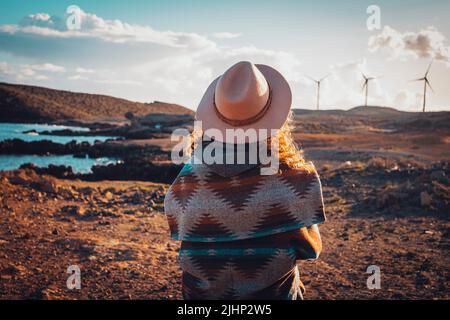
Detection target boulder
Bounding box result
[37,179,58,194]
[420,191,432,207]
[77,186,96,196]
[62,205,86,216]
[104,191,114,201]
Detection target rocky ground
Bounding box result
[0,170,180,299]
[0,157,448,300]
[303,159,449,299]
[0,106,449,300]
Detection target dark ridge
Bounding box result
[0,82,194,123]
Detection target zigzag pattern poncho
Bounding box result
[164,160,326,243]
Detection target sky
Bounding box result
[0,0,449,111]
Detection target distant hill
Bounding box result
[346,106,404,116]
[293,105,450,116]
[292,105,450,133]
[0,82,193,123]
[293,106,405,117]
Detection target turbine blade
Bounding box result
[426,78,434,93]
[410,77,425,82]
[359,68,367,80]
[305,75,318,83]
[319,73,331,82]
[425,59,434,77]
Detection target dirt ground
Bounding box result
[0,127,449,300]
[0,175,181,299]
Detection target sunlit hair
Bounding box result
[187,111,314,172]
[270,111,314,172]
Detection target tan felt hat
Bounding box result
[196,61,292,144]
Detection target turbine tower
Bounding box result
[411,60,434,112]
[307,74,330,110]
[361,72,380,107]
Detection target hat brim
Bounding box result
[195,64,292,144]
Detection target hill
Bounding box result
[294,106,407,117]
[0,82,193,123]
[293,106,450,133]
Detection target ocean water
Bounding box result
[0,123,120,173]
[0,154,118,174]
[0,123,116,144]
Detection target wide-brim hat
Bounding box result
[196,61,292,144]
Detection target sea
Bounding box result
[0,123,119,173]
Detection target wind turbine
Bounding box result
[361,71,381,107]
[411,60,434,112]
[306,74,330,110]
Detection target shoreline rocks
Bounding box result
[0,138,164,158]
[17,158,182,184]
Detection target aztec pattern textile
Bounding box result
[164,161,325,242]
[164,159,326,299]
[179,232,307,300]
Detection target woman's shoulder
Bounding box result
[274,161,322,193]
[172,158,210,180]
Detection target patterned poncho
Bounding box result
[164,159,326,299]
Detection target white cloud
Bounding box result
[27,63,66,73]
[393,90,423,109]
[68,67,95,82]
[368,26,450,65]
[0,61,61,81]
[19,13,65,30]
[16,66,54,81]
[75,67,94,74]
[34,74,50,80]
[19,67,35,77]
[94,78,143,86]
[0,10,306,107]
[0,10,218,69]
[293,59,393,108]
[68,74,88,81]
[3,10,215,48]
[211,32,243,39]
[0,62,14,75]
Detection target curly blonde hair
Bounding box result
[271,111,314,171]
[187,111,314,172]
